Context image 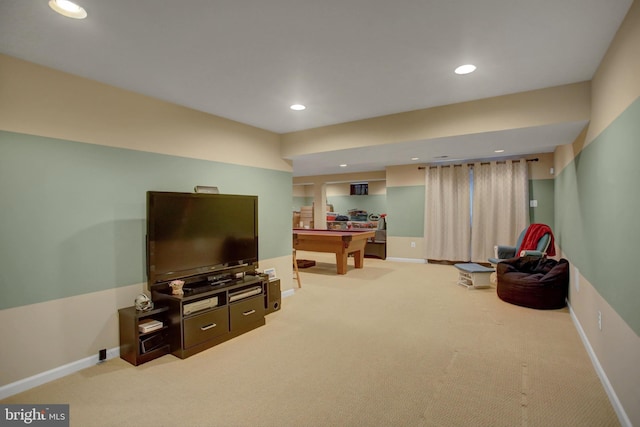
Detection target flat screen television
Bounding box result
[146,191,258,289]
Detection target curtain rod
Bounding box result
[418,158,538,170]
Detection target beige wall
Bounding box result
[3,5,637,412]
[326,180,386,197]
[281,83,590,159]
[0,54,289,173]
[528,152,554,180]
[293,184,311,197]
[556,0,640,175]
[387,237,426,261]
[554,3,640,425]
[0,55,291,388]
[386,153,555,185]
[293,170,386,186]
[586,3,640,148]
[383,157,553,261]
[565,255,640,427]
[0,283,141,386]
[293,171,386,227]
[554,126,587,174]
[386,164,425,187]
[297,157,553,261]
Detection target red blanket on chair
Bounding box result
[517,224,556,256]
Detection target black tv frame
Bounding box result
[146,191,259,293]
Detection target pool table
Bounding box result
[293,229,376,275]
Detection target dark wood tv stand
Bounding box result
[151,275,268,359]
[118,305,171,366]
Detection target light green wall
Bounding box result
[386,186,425,237]
[388,178,550,240]
[555,97,640,335]
[529,179,554,228]
[0,131,292,310]
[326,194,387,218]
[292,196,313,211]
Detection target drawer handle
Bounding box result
[200,323,217,331]
[242,309,256,316]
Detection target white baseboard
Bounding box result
[385,257,426,264]
[568,302,631,427]
[8,296,625,427]
[281,289,295,298]
[1,290,298,401]
[0,347,120,400]
[0,286,300,400]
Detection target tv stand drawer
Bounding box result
[229,295,265,331]
[183,307,229,349]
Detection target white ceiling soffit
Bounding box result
[291,121,589,177]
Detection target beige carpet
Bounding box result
[2,253,620,427]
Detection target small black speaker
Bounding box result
[265,278,281,314]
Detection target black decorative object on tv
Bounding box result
[146,191,258,290]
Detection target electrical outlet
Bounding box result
[598,311,602,331]
[98,348,107,363]
[410,241,416,248]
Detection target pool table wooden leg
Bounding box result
[336,252,348,274]
[353,250,365,269]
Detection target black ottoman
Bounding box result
[496,256,569,309]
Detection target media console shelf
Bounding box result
[118,306,170,366]
[152,275,268,359]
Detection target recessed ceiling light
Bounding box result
[411,157,419,161]
[290,104,306,111]
[454,64,476,75]
[49,0,87,19]
[339,164,347,168]
[494,149,505,153]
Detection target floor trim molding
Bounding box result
[568,302,631,427]
[3,292,629,427]
[2,292,297,400]
[281,289,295,298]
[385,257,426,264]
[0,347,120,400]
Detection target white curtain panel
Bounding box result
[424,165,471,262]
[470,160,529,262]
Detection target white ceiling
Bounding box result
[0,0,632,177]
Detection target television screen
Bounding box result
[350,182,368,195]
[146,191,258,287]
